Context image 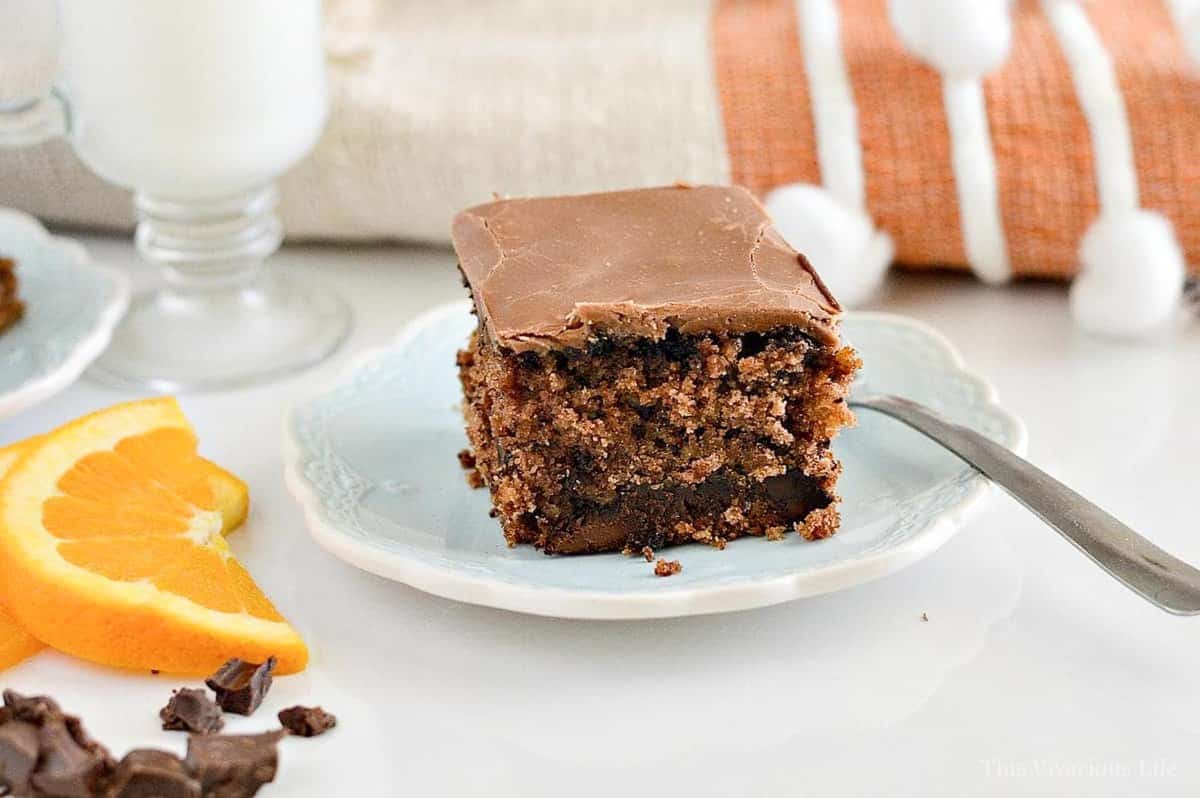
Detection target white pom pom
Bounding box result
[888,0,1013,76]
[764,184,894,307]
[1069,211,1185,338]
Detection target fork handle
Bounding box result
[852,394,1200,615]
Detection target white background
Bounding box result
[4,237,1199,796]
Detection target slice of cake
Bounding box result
[454,185,860,555]
[0,258,23,334]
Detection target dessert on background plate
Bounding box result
[0,256,23,334]
[454,184,860,555]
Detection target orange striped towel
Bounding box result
[714,0,1198,283]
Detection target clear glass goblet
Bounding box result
[0,0,350,392]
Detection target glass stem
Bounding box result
[134,185,283,292]
[0,88,69,148]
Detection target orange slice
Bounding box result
[0,441,44,671]
[0,398,305,675]
[0,615,41,672]
[197,457,250,536]
[0,433,252,672]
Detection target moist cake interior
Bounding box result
[459,322,858,554]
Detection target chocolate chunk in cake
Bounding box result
[277,705,337,738]
[453,185,859,554]
[160,688,224,734]
[185,731,283,798]
[107,749,201,798]
[0,257,23,334]
[205,657,275,716]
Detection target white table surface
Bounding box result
[4,234,1199,797]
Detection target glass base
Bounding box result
[89,272,351,393]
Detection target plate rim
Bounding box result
[284,301,1028,620]
[0,208,131,420]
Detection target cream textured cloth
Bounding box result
[1,0,1196,284]
[0,0,729,245]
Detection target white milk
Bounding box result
[57,0,327,199]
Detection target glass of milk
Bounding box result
[0,0,350,391]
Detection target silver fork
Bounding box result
[851,394,1200,615]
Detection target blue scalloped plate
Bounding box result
[0,208,129,419]
[285,300,1025,619]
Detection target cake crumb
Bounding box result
[459,449,485,488]
[765,525,787,542]
[457,449,476,469]
[796,506,839,541]
[641,546,655,562]
[654,559,682,577]
[921,612,929,623]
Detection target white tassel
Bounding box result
[1069,211,1186,338]
[765,184,894,307]
[888,0,1014,286]
[887,0,1014,77]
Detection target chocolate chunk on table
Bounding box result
[0,691,114,797]
[30,717,114,797]
[160,688,224,734]
[3,689,62,725]
[277,706,337,738]
[0,717,40,795]
[205,657,276,716]
[107,749,201,798]
[185,731,284,798]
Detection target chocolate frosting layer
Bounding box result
[452,185,841,352]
